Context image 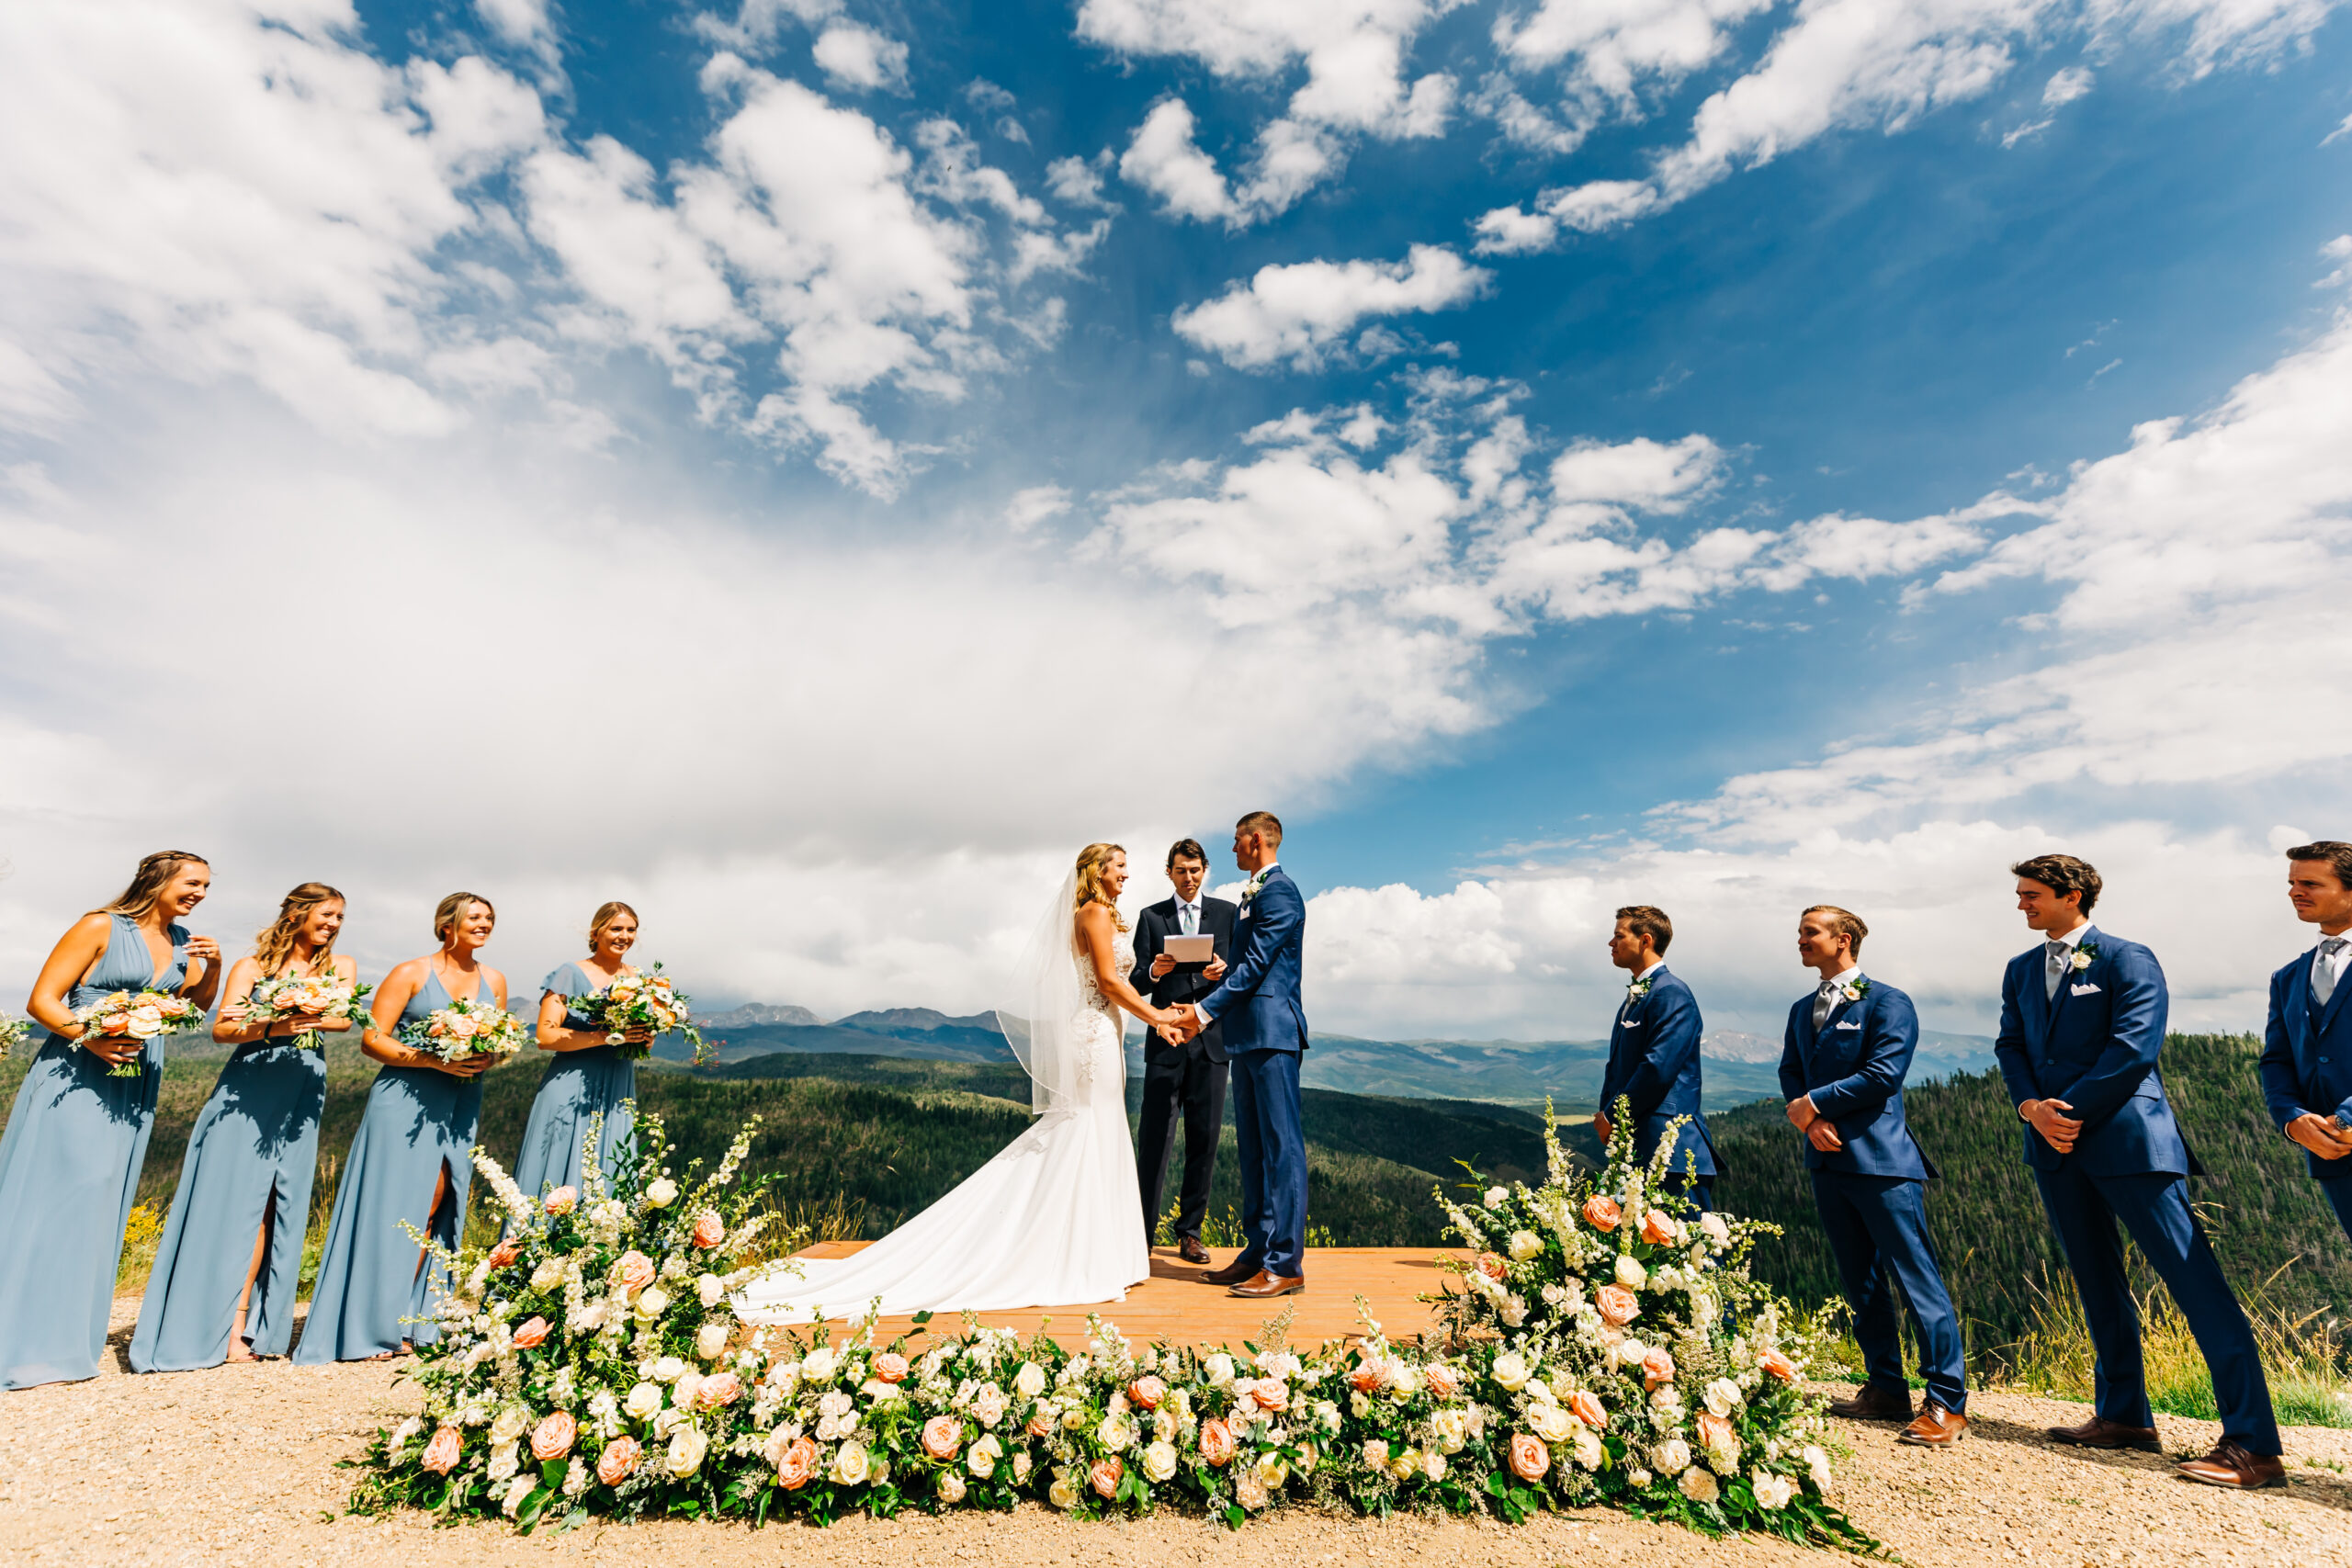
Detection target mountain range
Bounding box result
[686,1004,1998,1113]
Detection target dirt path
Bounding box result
[1,1304,2346,1566]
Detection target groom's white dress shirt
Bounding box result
[1193,862,1275,1024]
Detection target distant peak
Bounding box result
[698,1002,826,1028]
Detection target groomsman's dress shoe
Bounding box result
[2175,1441,2286,1489]
[1897,1402,1968,1447]
[1178,1236,1211,1265]
[1828,1383,1916,1421]
[1227,1271,1305,1299]
[2045,1416,2162,1452]
[1202,1258,1259,1287]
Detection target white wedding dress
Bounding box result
[738,907,1150,1325]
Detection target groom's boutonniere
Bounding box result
[1238,868,1272,912]
[2072,942,2098,972]
[1625,976,1654,1000]
[1838,976,1871,1003]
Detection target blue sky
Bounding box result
[2,0,2349,1043]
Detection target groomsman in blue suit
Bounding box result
[1172,811,1309,1300]
[1996,853,2282,1488]
[1779,906,1968,1446]
[1592,906,1717,1209]
[2259,840,2352,1242]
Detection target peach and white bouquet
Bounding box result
[397,997,529,1064]
[566,963,708,1064]
[243,972,373,1051]
[72,988,208,1076]
[0,1010,28,1062]
[350,1102,1875,1552]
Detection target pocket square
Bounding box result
[1835,1019,1862,1030]
[2070,982,2101,996]
[1620,1018,1644,1029]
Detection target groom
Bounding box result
[1170,810,1308,1299]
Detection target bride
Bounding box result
[738,843,1185,1323]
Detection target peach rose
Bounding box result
[1758,1348,1798,1383]
[615,1249,656,1295]
[1567,1390,1607,1429]
[1697,1411,1736,1453]
[487,1238,523,1270]
[1423,1362,1461,1401]
[1582,1195,1623,1231]
[1026,1408,1055,1439]
[922,1416,962,1461]
[420,1426,462,1475]
[446,1015,478,1038]
[1639,1208,1679,1247]
[597,1436,642,1486]
[1347,1364,1383,1393]
[510,1316,550,1349]
[530,1411,577,1461]
[691,1211,726,1248]
[1090,1457,1123,1499]
[776,1436,819,1490]
[98,1013,130,1035]
[543,1185,578,1216]
[1198,1417,1236,1468]
[1641,1348,1676,1389]
[695,1371,742,1409]
[1595,1284,1640,1326]
[1127,1375,1166,1411]
[1249,1380,1289,1414]
[1507,1433,1550,1483]
[872,1352,909,1383]
[1476,1251,1507,1280]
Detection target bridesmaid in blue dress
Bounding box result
[0,852,222,1389]
[295,892,506,1363]
[512,901,652,1200]
[130,883,352,1371]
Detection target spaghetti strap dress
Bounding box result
[293,967,488,1362]
[0,914,187,1388]
[510,961,637,1200]
[129,971,331,1370]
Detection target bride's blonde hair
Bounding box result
[1073,842,1129,932]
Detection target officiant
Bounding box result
[1130,838,1237,1266]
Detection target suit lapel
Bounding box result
[2022,946,2053,1046]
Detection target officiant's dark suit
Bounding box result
[1130,888,1237,1253]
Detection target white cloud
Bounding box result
[1083,0,1459,222]
[1004,483,1072,529]
[1170,245,1491,370]
[812,21,910,91]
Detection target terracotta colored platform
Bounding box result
[783,1242,1472,1350]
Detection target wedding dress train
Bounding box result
[737,920,1149,1324]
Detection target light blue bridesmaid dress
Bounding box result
[293,966,487,1363]
[128,971,330,1370]
[0,914,186,1388]
[509,961,637,1200]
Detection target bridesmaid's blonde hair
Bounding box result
[96,851,209,919]
[588,900,639,954]
[254,883,345,976]
[1073,843,1129,932]
[433,891,495,942]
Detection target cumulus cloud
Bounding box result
[812,20,910,91]
[1170,245,1490,370]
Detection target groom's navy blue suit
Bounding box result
[2259,941,2352,1243]
[1779,976,1967,1412]
[1597,966,1715,1205]
[1996,926,2279,1454]
[1197,864,1309,1278]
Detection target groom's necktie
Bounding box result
[1811,980,1839,1031]
[2045,940,2072,1001]
[2316,937,2348,1008]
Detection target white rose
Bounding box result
[645,1178,678,1209]
[673,1371,704,1409]
[1804,1444,1833,1489]
[695,1323,729,1361]
[390,1417,423,1450]
[489,1407,528,1446]
[1703,1378,1743,1419]
[1141,1440,1178,1482]
[1612,1337,1648,1371]
[1255,1451,1291,1489]
[651,1356,686,1382]
[624,1382,663,1420]
[1429,1408,1467,1454]
[1499,1295,1528,1328]
[802,1348,837,1382]
[1389,1446,1420,1482]
[1699,1213,1731,1246]
[696,1273,724,1308]
[937,1471,967,1505]
[1315,1400,1340,1434]
[666,1427,708,1477]
[1753,1472,1796,1510]
[1571,1428,1604,1472]
[1508,1229,1544,1261]
[501,1473,536,1517]
[530,1258,564,1292]
[635,1285,670,1322]
[967,1433,1001,1478]
[1652,1438,1690,1473]
[1389,1364,1419,1397]
[1614,1255,1647,1289]
[1047,1470,1080,1509]
[1490,1351,1530,1391]
[1484,1185,1510,1207]
[1360,1438,1388,1470]
[1012,1450,1033,1483]
[487,1442,520,1483]
[1350,1391,1372,1419]
[1627,1466,1653,1487]
[1420,1449,1446,1483]
[1012,1361,1046,1399]
[1098,1413,1135,1450]
[568,1301,606,1335]
[831,1439,870,1486]
[972,1383,1007,1427]
[1531,1405,1576,1443]
[1204,1353,1235,1387]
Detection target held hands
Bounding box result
[1159,1002,1204,1043]
[2021,1098,2084,1154]
[2287,1112,2352,1160]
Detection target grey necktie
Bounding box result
[1811,979,1839,1030]
[2045,940,2071,1001]
[1181,902,1197,937]
[2316,938,2348,1007]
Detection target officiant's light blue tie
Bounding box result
[1182,903,1196,937]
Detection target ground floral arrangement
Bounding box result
[350,1104,1877,1551]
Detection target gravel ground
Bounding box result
[1,1302,2346,1566]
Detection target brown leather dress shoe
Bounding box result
[1897,1401,1968,1447]
[1201,1257,1258,1287]
[2176,1440,2286,1489]
[2046,1415,2162,1452]
[1227,1270,1305,1299]
[1178,1235,1211,1265]
[1828,1383,1916,1421]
